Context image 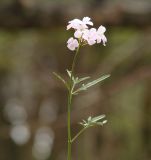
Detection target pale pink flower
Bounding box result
[96,25,107,46]
[67,19,83,30]
[74,30,83,38]
[82,28,97,45]
[67,37,79,51]
[66,17,107,50]
[98,25,106,34]
[82,17,93,26]
[67,17,93,31]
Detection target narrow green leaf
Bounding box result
[75,77,79,81]
[53,72,69,89]
[79,122,84,125]
[96,120,107,126]
[88,116,92,122]
[76,76,90,84]
[66,69,72,77]
[83,75,110,89]
[91,115,106,123]
[102,120,108,124]
[66,69,75,82]
[73,74,110,94]
[96,122,104,126]
[82,120,86,123]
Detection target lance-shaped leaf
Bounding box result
[91,115,106,123]
[96,120,108,126]
[66,69,75,82]
[66,70,90,86]
[75,76,90,84]
[66,69,72,78]
[73,74,110,94]
[53,72,69,90]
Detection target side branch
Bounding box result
[71,127,88,143]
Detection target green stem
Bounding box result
[67,44,80,160]
[71,127,88,143]
[67,93,72,160]
[70,44,80,80]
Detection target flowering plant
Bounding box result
[54,17,110,160]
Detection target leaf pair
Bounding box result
[53,70,110,95]
[66,69,90,85]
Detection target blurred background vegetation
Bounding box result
[0,0,151,160]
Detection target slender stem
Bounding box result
[67,44,80,160]
[70,44,80,80]
[71,127,88,143]
[67,93,72,160]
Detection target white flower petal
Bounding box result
[67,44,75,51]
[74,30,82,38]
[67,38,79,51]
[98,25,106,34]
[101,35,107,46]
[82,17,93,26]
[96,37,101,43]
[67,37,74,44]
[90,28,96,33]
[67,19,83,30]
[74,40,79,47]
[67,24,72,30]
[83,17,90,22]
[88,39,96,45]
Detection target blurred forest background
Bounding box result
[0,0,151,160]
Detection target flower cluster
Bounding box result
[67,17,107,51]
